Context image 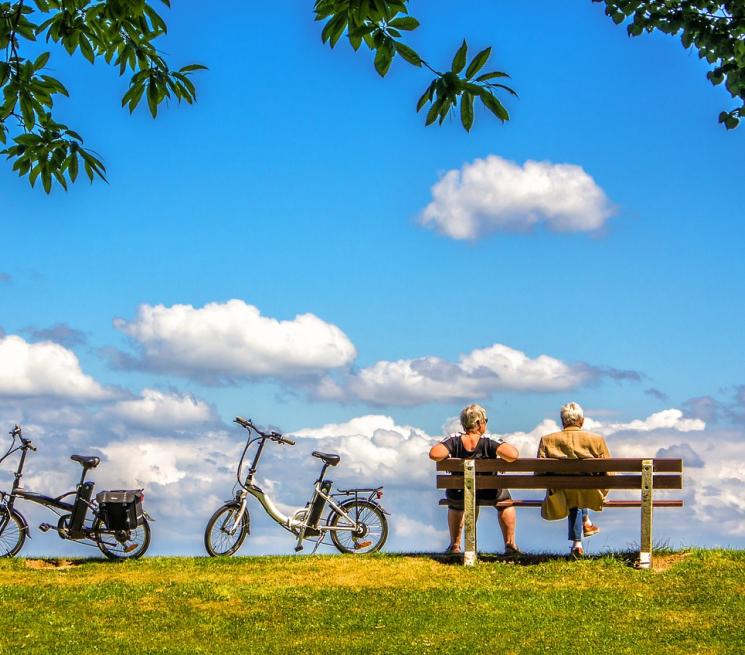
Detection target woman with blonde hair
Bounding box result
[429,403,521,556]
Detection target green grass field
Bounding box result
[1,550,744,654]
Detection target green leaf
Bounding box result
[388,17,419,31]
[147,79,158,117]
[416,80,436,111]
[394,41,421,67]
[460,92,474,131]
[34,52,51,70]
[452,40,467,74]
[179,64,208,73]
[42,169,52,193]
[465,47,491,79]
[20,95,36,131]
[79,35,95,64]
[480,91,509,122]
[425,97,444,125]
[68,153,78,182]
[374,42,394,77]
[475,71,510,82]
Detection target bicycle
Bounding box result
[0,425,152,559]
[204,416,389,556]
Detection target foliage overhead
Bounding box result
[595,1,745,130]
[314,0,516,132]
[0,0,205,193]
[2,1,742,193]
[315,0,745,130]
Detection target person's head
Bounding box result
[560,401,584,428]
[460,403,488,433]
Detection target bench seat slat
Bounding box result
[436,458,682,473]
[437,499,684,508]
[436,474,683,490]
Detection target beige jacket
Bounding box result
[536,426,611,520]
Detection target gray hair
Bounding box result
[560,401,584,428]
[460,403,487,432]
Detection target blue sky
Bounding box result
[1,1,744,557]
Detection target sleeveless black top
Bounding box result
[440,434,506,459]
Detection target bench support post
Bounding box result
[463,460,477,566]
[639,458,653,569]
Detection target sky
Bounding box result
[1,1,744,557]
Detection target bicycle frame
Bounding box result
[1,433,99,542]
[224,419,387,554]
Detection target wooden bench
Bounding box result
[436,458,683,568]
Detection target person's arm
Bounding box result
[429,442,451,462]
[536,437,546,459]
[496,441,518,462]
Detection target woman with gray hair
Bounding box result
[429,403,521,556]
[537,401,610,557]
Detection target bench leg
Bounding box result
[463,460,477,566]
[639,458,653,569]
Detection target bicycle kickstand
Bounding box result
[309,531,326,555]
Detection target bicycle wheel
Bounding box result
[204,503,249,557]
[93,517,151,560]
[0,508,26,557]
[329,500,387,554]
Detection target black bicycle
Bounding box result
[0,425,152,559]
[204,417,389,556]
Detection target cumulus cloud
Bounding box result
[419,155,615,239]
[656,443,705,468]
[0,335,111,401]
[112,300,357,383]
[318,343,638,406]
[5,400,745,555]
[105,389,218,430]
[590,409,705,435]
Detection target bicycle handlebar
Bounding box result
[5,424,36,452]
[234,416,295,446]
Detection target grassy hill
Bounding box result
[1,550,743,654]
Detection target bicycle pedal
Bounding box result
[354,540,372,550]
[38,523,52,533]
[123,543,138,553]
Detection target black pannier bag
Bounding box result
[96,489,144,531]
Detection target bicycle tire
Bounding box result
[329,499,387,554]
[93,517,151,560]
[204,503,249,557]
[0,508,27,557]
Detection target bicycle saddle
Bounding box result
[70,454,100,469]
[312,451,340,466]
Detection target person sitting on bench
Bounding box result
[429,403,521,556]
[537,401,610,558]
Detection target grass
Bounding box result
[1,550,744,654]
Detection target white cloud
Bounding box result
[0,335,111,401]
[293,414,429,440]
[6,402,745,555]
[394,514,448,541]
[113,300,357,381]
[100,437,222,487]
[340,343,593,406]
[589,409,705,435]
[105,389,217,430]
[420,155,615,239]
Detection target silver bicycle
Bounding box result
[204,417,389,556]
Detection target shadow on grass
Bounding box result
[383,548,685,568]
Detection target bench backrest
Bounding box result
[436,458,683,490]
